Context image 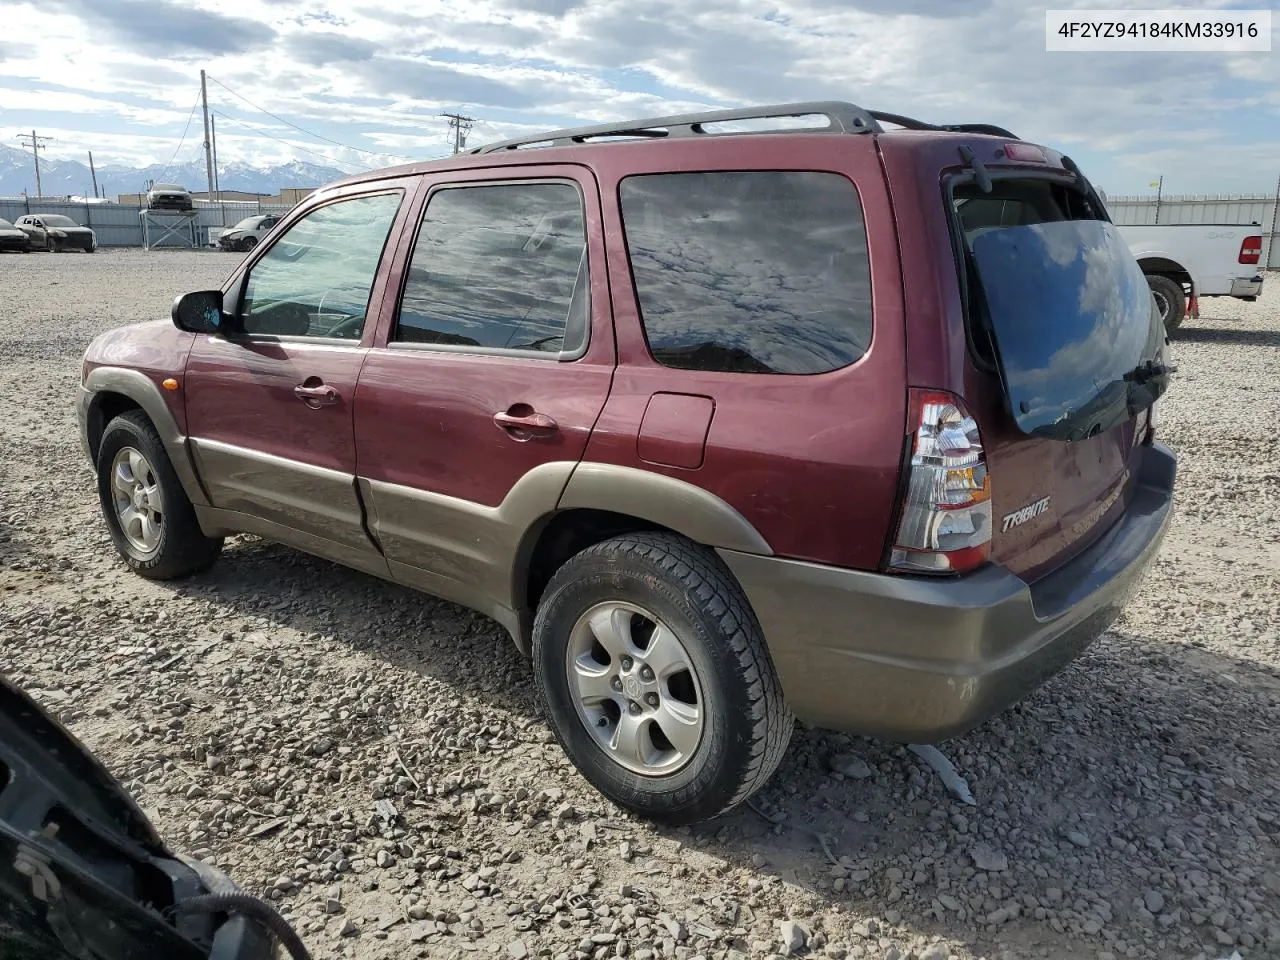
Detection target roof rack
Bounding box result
[471,100,884,154]
[869,111,1020,140]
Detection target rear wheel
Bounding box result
[1147,274,1186,333]
[532,532,793,824]
[97,411,222,579]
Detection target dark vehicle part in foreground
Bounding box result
[0,675,308,960]
[77,100,1176,825]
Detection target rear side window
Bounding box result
[619,171,872,375]
[395,182,588,356]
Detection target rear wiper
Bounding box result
[1124,359,1177,385]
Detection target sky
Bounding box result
[0,0,1276,195]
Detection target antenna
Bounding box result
[17,131,53,197]
[441,112,475,154]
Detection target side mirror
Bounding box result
[172,290,226,335]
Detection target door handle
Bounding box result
[493,409,558,439]
[294,383,339,406]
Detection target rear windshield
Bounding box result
[953,177,1168,440]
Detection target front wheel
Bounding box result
[241,236,259,252]
[532,532,793,824]
[97,411,223,579]
[1147,274,1186,333]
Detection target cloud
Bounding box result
[0,0,1272,190]
[46,0,275,56]
[288,32,378,65]
[348,57,536,109]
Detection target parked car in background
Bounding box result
[146,183,193,211]
[216,214,282,252]
[1116,223,1265,331]
[0,218,30,252]
[15,214,97,252]
[76,101,1175,825]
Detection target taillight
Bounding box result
[889,389,992,575]
[1239,236,1262,265]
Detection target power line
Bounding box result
[156,88,204,185]
[206,74,418,163]
[210,110,374,173]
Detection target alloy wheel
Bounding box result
[565,601,704,776]
[110,447,164,554]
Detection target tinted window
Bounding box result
[619,171,872,375]
[395,183,587,355]
[240,193,401,340]
[955,179,1168,440]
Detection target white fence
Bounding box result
[0,197,294,248]
[1105,193,1279,269]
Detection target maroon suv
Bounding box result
[77,102,1176,824]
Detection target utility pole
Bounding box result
[1268,171,1280,271]
[200,69,215,202]
[18,131,52,197]
[441,112,475,154]
[210,112,221,202]
[1153,174,1163,225]
[88,151,100,198]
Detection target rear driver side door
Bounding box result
[354,168,615,623]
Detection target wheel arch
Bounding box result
[84,367,210,507]
[509,464,772,653]
[1136,255,1195,293]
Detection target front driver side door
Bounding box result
[183,184,411,571]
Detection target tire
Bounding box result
[1147,274,1186,333]
[96,411,223,579]
[532,532,793,824]
[242,236,258,251]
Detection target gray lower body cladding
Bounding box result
[721,442,1176,743]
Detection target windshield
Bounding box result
[233,216,263,230]
[40,215,79,227]
[0,219,14,229]
[954,177,1168,441]
[152,184,184,192]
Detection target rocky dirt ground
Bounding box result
[1,249,1277,960]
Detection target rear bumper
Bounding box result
[720,441,1176,743]
[1228,275,1264,299]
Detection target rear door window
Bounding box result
[953,178,1169,440]
[619,171,872,375]
[394,181,588,357]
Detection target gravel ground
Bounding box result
[1,248,1277,960]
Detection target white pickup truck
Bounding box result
[1117,223,1265,332]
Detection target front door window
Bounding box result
[239,192,402,341]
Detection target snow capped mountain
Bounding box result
[0,145,346,199]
